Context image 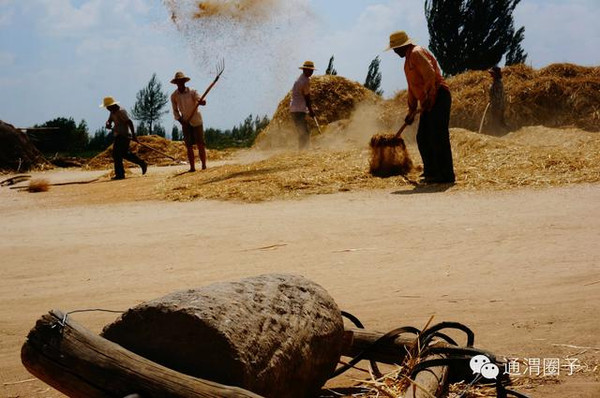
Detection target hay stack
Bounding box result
[255,75,382,149]
[386,63,600,133]
[0,120,49,172]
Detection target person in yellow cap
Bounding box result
[100,96,147,180]
[289,61,317,150]
[170,71,207,172]
[387,31,455,184]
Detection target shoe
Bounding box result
[202,164,207,170]
[189,168,196,172]
[111,176,125,180]
[141,162,147,175]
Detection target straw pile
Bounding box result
[0,120,50,172]
[254,75,382,149]
[387,63,600,133]
[160,126,600,202]
[85,135,234,170]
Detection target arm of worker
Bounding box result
[171,93,183,123]
[305,95,315,118]
[192,90,206,107]
[405,89,418,125]
[128,119,137,142]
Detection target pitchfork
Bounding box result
[185,59,225,123]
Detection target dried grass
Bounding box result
[369,134,414,177]
[160,126,600,202]
[27,178,49,192]
[85,135,235,170]
[255,75,382,150]
[387,63,600,133]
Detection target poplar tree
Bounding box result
[425,0,527,76]
[131,73,169,135]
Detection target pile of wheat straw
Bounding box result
[85,135,234,170]
[255,75,382,150]
[386,63,600,134]
[159,126,600,202]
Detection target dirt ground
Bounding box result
[0,165,599,398]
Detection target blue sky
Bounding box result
[0,0,598,134]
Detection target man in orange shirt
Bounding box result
[388,31,455,184]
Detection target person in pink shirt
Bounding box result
[289,61,317,150]
[388,31,455,184]
[170,71,207,171]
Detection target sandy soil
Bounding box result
[0,166,599,398]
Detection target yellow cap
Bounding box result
[299,60,316,70]
[386,31,413,51]
[99,96,119,108]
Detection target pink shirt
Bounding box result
[289,74,310,113]
[171,87,203,126]
[404,46,448,112]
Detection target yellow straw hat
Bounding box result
[386,30,413,51]
[170,71,191,84]
[299,60,316,70]
[99,96,119,108]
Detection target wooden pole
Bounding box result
[21,310,263,398]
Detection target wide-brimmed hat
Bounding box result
[386,30,413,51]
[299,60,316,70]
[99,96,119,108]
[170,71,191,84]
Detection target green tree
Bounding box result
[131,73,169,135]
[154,124,166,138]
[364,56,383,96]
[425,0,527,76]
[33,117,89,154]
[88,127,112,151]
[171,125,181,141]
[325,55,338,75]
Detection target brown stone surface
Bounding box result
[102,274,345,398]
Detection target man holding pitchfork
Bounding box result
[170,71,207,172]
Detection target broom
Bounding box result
[369,122,414,178]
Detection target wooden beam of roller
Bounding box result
[342,328,448,398]
[21,310,263,398]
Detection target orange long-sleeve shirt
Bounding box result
[404,46,448,112]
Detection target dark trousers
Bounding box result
[291,112,310,149]
[417,87,455,182]
[113,135,145,178]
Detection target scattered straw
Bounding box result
[158,125,600,202]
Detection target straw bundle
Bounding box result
[369,134,414,177]
[27,178,50,192]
